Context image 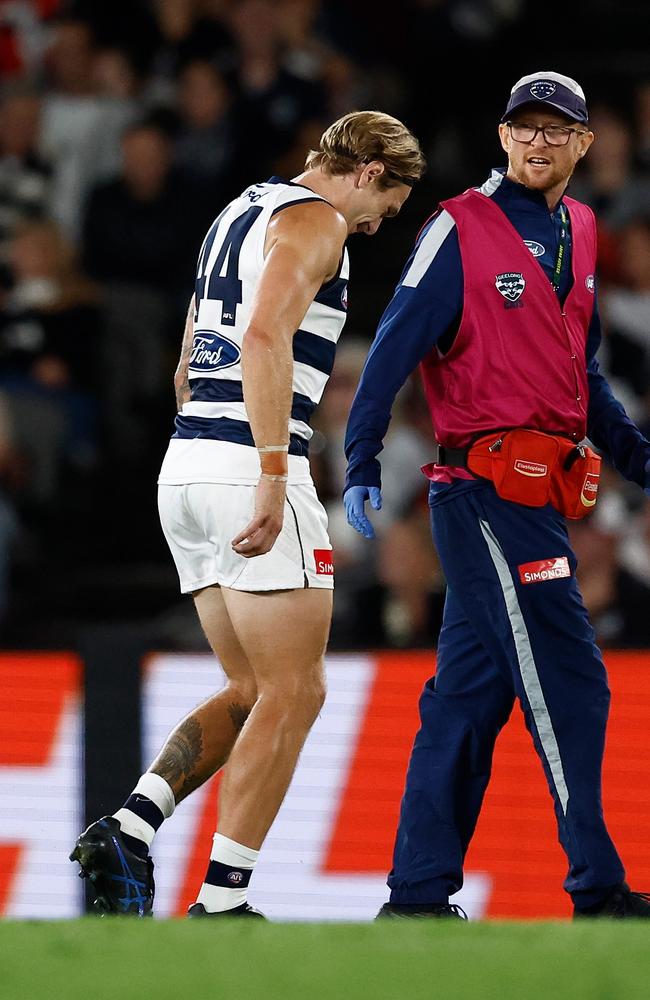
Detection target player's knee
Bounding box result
[259,669,326,727]
[301,672,327,723]
[284,684,325,729]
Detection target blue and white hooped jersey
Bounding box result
[158,177,349,485]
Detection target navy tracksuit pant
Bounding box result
[388,479,625,908]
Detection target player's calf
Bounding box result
[190,666,326,915]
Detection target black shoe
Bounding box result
[574,882,650,919]
[187,902,266,919]
[376,902,467,920]
[69,816,155,916]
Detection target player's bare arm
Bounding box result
[70,111,426,920]
[232,201,347,558]
[173,294,196,412]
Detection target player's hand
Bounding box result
[344,485,382,539]
[232,476,286,557]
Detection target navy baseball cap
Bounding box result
[502,71,589,124]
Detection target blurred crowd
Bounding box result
[0,0,649,650]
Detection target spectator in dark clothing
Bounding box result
[0,89,52,259]
[65,0,159,79]
[82,121,204,295]
[172,60,239,211]
[1,219,99,387]
[144,0,236,107]
[601,215,650,401]
[40,16,136,241]
[569,104,650,229]
[569,509,650,649]
[81,122,205,461]
[228,0,327,179]
[0,218,101,506]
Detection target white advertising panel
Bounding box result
[142,653,489,920]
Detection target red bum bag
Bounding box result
[443,429,601,519]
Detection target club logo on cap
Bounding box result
[530,80,556,100]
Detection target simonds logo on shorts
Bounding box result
[188,330,241,372]
[518,556,571,585]
[314,549,334,575]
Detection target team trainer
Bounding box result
[344,71,650,919]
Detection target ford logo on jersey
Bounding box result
[189,330,241,372]
[524,240,545,258]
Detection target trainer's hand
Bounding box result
[344,485,382,539]
[232,476,286,557]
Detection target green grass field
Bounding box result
[1,920,647,1000]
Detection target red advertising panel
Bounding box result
[0,650,647,918]
[143,651,650,920]
[323,651,650,918]
[0,652,83,917]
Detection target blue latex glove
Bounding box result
[645,458,650,498]
[344,485,382,539]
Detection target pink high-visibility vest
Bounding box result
[421,189,597,459]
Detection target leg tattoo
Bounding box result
[228,702,251,733]
[153,716,204,799]
[150,694,256,802]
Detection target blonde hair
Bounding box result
[305,110,426,188]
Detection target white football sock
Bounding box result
[113,772,176,849]
[196,833,260,912]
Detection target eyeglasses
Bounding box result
[505,122,588,147]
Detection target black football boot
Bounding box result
[187,902,266,919]
[574,883,650,919]
[69,816,154,916]
[376,902,467,920]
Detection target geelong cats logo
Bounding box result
[495,272,526,306]
[530,81,557,100]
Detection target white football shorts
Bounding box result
[157,481,334,593]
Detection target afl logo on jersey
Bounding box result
[189,330,241,372]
